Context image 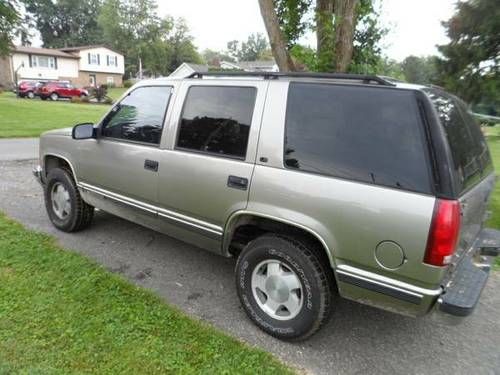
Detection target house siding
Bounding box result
[74,71,123,87]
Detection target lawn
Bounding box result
[0,212,293,374]
[0,88,126,138]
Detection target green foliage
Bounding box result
[290,44,317,70]
[227,33,270,61]
[0,212,294,373]
[349,0,387,74]
[23,0,103,48]
[375,57,405,81]
[273,0,385,72]
[98,1,201,77]
[275,0,312,48]
[123,79,134,88]
[0,0,21,56]
[436,0,499,111]
[400,55,439,84]
[89,84,109,102]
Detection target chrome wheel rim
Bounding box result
[50,93,58,101]
[51,182,71,220]
[251,259,303,320]
[27,92,34,99]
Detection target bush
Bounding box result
[123,80,134,88]
[70,96,83,104]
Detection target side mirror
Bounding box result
[72,123,95,140]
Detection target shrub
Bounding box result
[123,80,134,88]
[103,97,113,105]
[70,96,83,104]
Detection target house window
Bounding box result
[107,55,117,67]
[31,55,56,69]
[89,53,100,65]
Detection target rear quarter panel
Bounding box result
[250,80,445,290]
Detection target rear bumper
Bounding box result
[433,228,500,322]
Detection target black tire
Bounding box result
[235,234,334,341]
[44,167,94,232]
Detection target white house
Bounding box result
[0,45,125,88]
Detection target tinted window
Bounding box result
[176,86,256,158]
[425,88,492,193]
[102,86,171,145]
[285,83,432,193]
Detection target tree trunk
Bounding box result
[316,0,335,72]
[258,0,296,72]
[333,0,358,72]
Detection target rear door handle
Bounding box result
[144,159,159,172]
[227,175,248,190]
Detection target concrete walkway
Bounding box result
[0,138,39,161]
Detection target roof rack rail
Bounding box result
[187,71,396,86]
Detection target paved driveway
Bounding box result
[0,156,499,374]
[0,138,38,161]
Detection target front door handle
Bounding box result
[227,175,248,190]
[144,159,159,172]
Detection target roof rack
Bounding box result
[187,71,396,86]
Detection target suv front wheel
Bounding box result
[44,167,94,232]
[235,234,334,340]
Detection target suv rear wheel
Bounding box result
[44,167,94,232]
[235,234,334,340]
[50,92,59,101]
[27,91,35,99]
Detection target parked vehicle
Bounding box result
[38,81,88,101]
[17,80,42,99]
[33,72,500,340]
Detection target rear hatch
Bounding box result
[425,88,495,260]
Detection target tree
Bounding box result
[269,0,384,72]
[98,0,200,77]
[436,0,499,111]
[23,0,103,48]
[202,49,235,66]
[227,33,270,61]
[258,0,295,71]
[401,55,438,84]
[0,0,22,56]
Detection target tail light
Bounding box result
[424,199,461,267]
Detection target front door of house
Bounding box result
[89,74,96,87]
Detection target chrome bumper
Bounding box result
[33,165,44,186]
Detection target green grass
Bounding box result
[0,212,293,374]
[0,88,127,138]
[482,126,500,267]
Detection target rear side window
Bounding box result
[176,86,256,159]
[425,89,492,193]
[285,82,432,194]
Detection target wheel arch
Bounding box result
[223,211,336,269]
[43,154,78,183]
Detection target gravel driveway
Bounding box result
[1,158,499,375]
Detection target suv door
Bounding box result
[76,85,173,206]
[157,81,268,239]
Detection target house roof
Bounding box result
[169,62,208,77]
[59,45,124,56]
[14,46,80,59]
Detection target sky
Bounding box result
[158,0,458,62]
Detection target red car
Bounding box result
[38,82,88,101]
[17,81,39,99]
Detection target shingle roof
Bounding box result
[14,46,80,59]
[59,45,123,55]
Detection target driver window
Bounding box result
[101,86,172,145]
